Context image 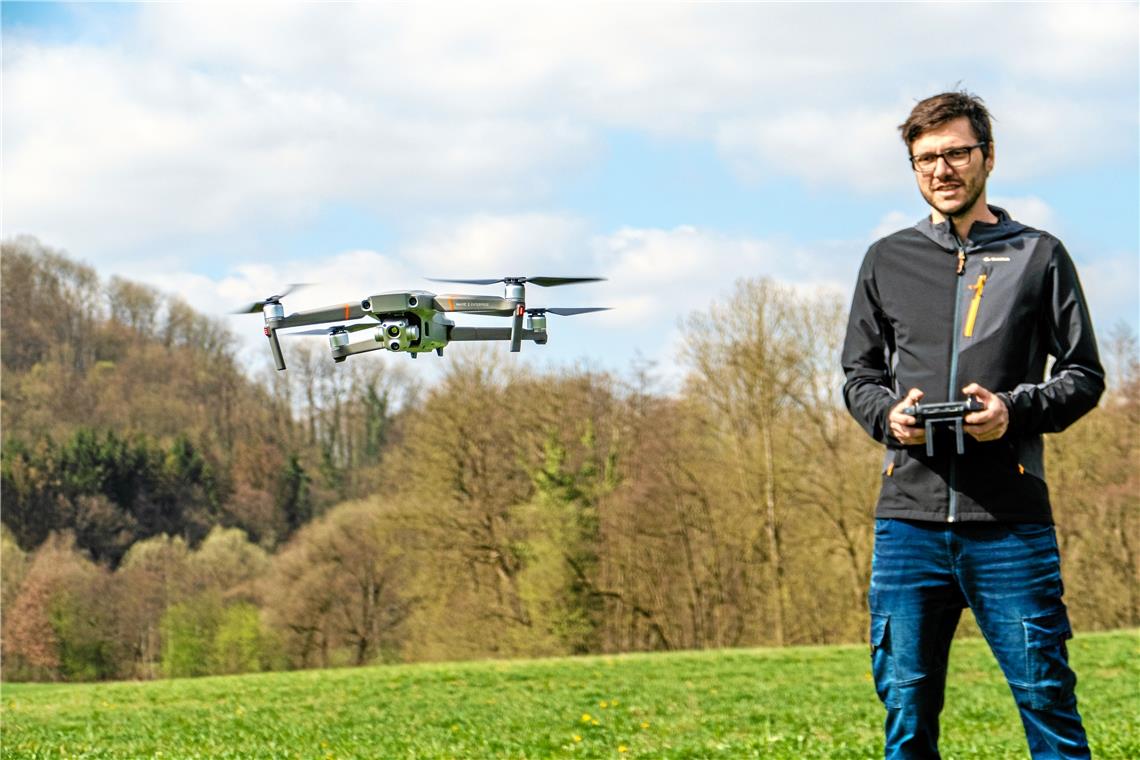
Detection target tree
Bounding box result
[264,499,415,668]
[161,592,223,678]
[115,534,191,679]
[210,603,282,675]
[2,534,119,681]
[276,453,313,539]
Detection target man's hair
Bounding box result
[899,90,993,158]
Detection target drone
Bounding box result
[234,276,608,370]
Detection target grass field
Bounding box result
[2,630,1137,759]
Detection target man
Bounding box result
[841,90,1104,759]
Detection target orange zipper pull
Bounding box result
[963,273,987,337]
[956,249,966,275]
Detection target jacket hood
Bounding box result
[915,205,1029,251]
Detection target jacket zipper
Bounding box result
[963,273,987,337]
[947,244,967,523]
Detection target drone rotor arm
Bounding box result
[449,326,541,343]
[282,322,375,337]
[275,303,367,329]
[431,295,515,315]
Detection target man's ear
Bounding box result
[985,143,995,175]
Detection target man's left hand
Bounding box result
[961,383,1009,442]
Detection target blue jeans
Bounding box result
[869,518,1089,759]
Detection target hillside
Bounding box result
[2,238,1137,686]
[1,237,397,561]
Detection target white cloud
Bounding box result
[989,196,1059,233]
[868,211,916,243]
[4,3,1135,261]
[1001,4,1139,83]
[1077,253,1140,338]
[401,213,590,279]
[717,106,910,191]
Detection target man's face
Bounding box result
[909,116,994,219]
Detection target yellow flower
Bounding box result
[640,722,650,730]
[592,718,600,726]
[581,713,592,723]
[618,746,628,753]
[599,700,608,709]
[573,735,582,743]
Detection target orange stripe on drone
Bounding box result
[344,304,351,320]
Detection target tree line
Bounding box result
[2,238,1136,681]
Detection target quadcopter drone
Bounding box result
[234,276,608,370]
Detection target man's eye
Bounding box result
[915,154,936,164]
[945,148,969,160]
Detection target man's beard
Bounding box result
[925,173,986,220]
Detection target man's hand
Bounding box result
[962,383,1009,442]
[889,387,926,446]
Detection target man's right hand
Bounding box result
[889,387,926,446]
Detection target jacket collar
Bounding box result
[915,205,1027,251]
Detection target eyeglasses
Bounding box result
[909,142,987,174]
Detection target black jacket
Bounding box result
[842,206,1104,524]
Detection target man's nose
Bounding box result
[933,155,955,176]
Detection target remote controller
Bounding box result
[901,397,984,455]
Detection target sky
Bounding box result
[3,2,1137,390]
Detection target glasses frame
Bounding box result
[909,142,988,175]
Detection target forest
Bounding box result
[2,236,1137,682]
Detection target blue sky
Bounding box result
[3,3,1137,387]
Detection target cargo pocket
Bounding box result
[869,612,899,708]
[1018,608,1076,710]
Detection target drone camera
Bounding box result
[375,318,420,351]
[361,299,372,312]
[408,295,419,307]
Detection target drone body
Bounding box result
[237,278,606,370]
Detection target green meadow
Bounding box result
[2,630,1136,759]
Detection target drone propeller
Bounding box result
[527,307,610,316]
[231,283,311,314]
[427,276,604,288]
[283,323,374,337]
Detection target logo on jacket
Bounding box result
[982,256,1011,262]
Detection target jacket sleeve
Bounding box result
[999,241,1105,434]
[841,247,898,445]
